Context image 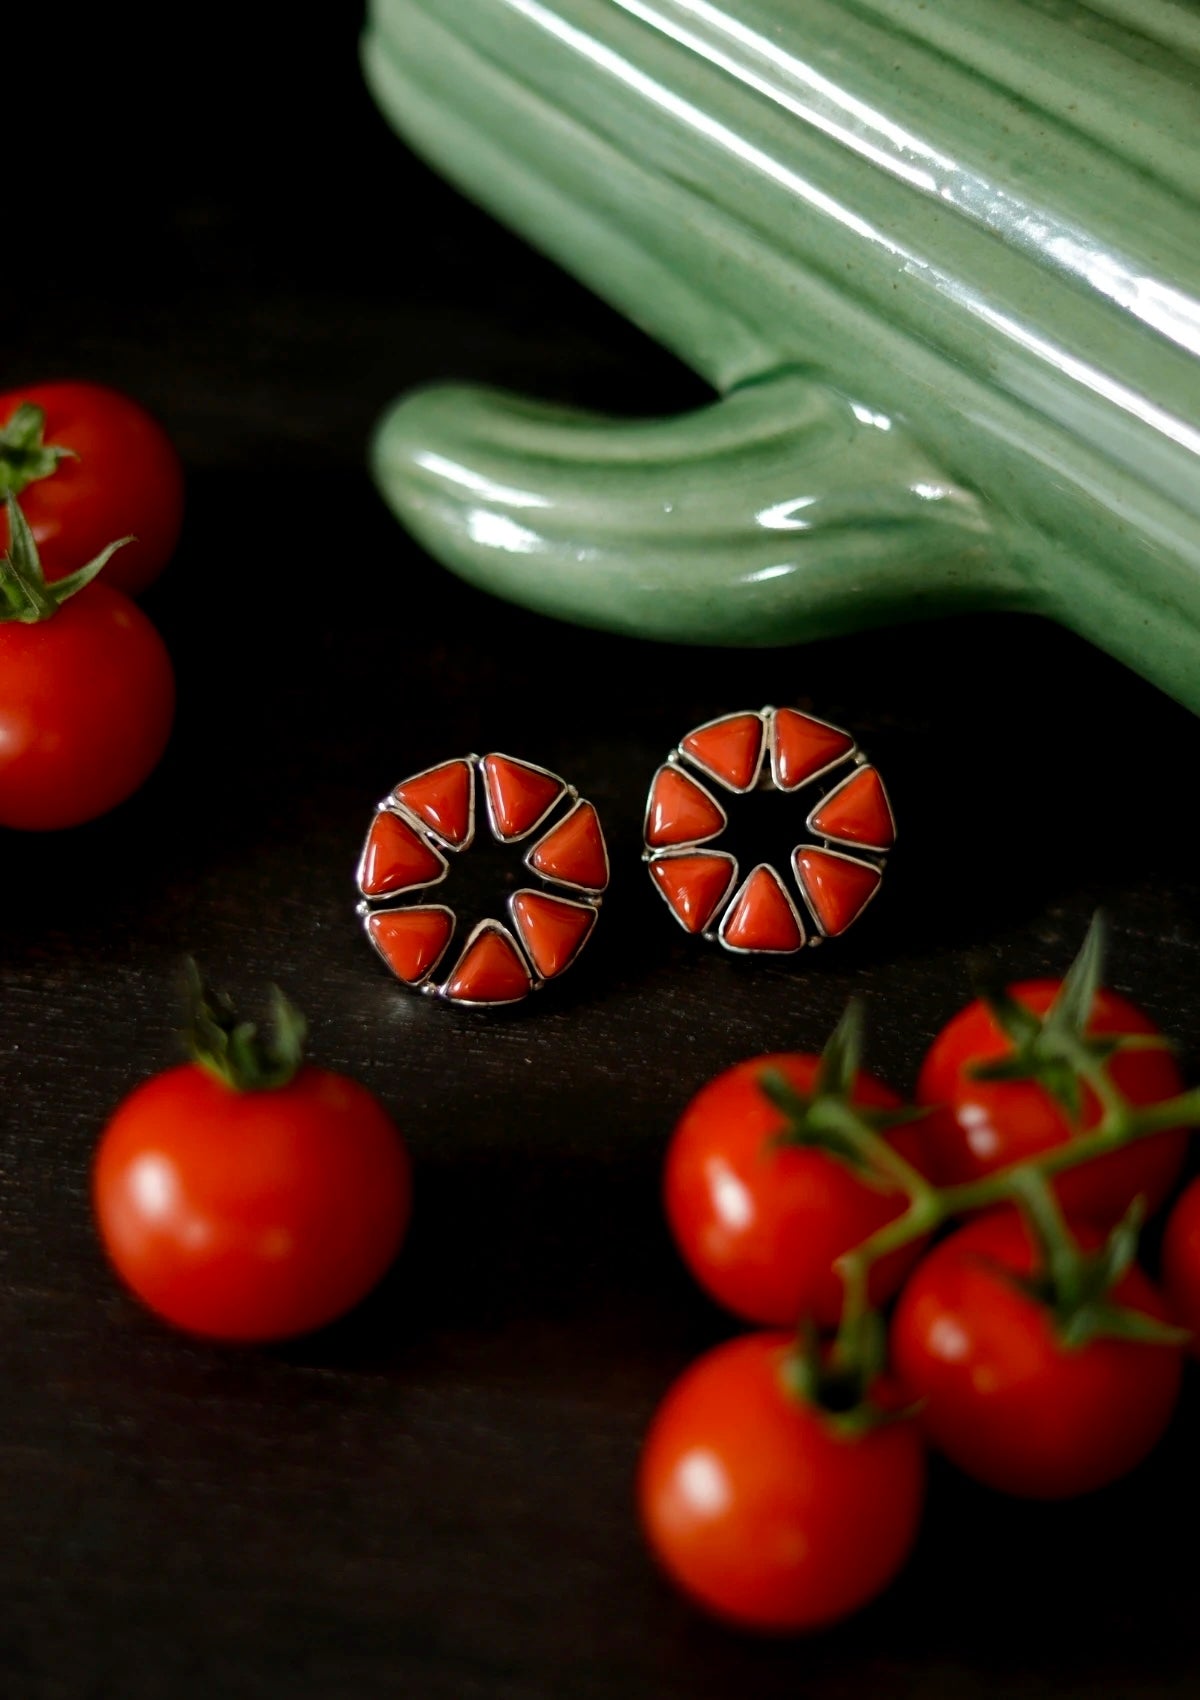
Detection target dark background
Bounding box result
[4,8,1200,1697]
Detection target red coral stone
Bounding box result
[481,753,565,840]
[367,906,455,983]
[644,764,727,849]
[359,810,447,898]
[793,847,882,937]
[719,864,806,953]
[444,923,532,1004]
[680,713,765,792]
[392,759,474,847]
[648,852,737,934]
[510,889,596,979]
[527,800,609,892]
[771,708,855,790]
[808,766,895,852]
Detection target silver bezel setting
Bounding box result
[677,709,767,795]
[355,802,450,901]
[390,756,478,852]
[362,901,456,986]
[643,760,728,851]
[433,917,535,1007]
[523,797,611,896]
[479,751,571,844]
[718,863,808,956]
[644,706,893,956]
[791,844,884,938]
[507,887,599,980]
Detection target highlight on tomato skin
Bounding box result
[889,1209,1183,1500]
[637,1331,926,1635]
[0,381,185,596]
[664,1052,927,1330]
[916,980,1188,1225]
[92,1062,412,1344]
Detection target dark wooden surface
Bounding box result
[4,11,1200,1697]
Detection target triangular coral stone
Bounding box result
[367,906,455,983]
[772,708,855,791]
[527,800,609,892]
[481,753,565,840]
[393,759,473,847]
[681,713,764,792]
[720,864,805,953]
[808,766,896,852]
[444,923,532,1004]
[645,764,726,849]
[648,852,736,934]
[359,810,447,898]
[511,889,596,979]
[793,848,881,937]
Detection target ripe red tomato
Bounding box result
[0,580,175,830]
[93,1062,412,1342]
[638,1331,925,1632]
[665,1053,925,1328]
[890,1209,1181,1498]
[917,981,1186,1224]
[0,382,184,595]
[1162,1177,1200,1353]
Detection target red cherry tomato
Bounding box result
[665,1054,926,1328]
[1162,1177,1200,1353]
[638,1331,925,1632]
[93,1062,412,1342]
[890,1209,1181,1498]
[0,581,175,830]
[0,382,184,595]
[917,981,1186,1224]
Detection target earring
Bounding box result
[356,753,608,1007]
[643,707,894,953]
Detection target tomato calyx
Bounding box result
[782,1315,913,1437]
[970,914,1171,1120]
[758,1002,926,1192]
[0,494,130,623]
[0,403,74,503]
[185,960,308,1092]
[1004,1168,1188,1351]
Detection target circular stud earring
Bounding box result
[643,707,894,953]
[357,753,608,1007]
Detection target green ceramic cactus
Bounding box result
[363,0,1200,710]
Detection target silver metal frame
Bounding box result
[766,705,857,793]
[717,862,808,955]
[644,706,893,956]
[643,760,728,851]
[479,751,572,844]
[433,916,537,1007]
[355,802,451,900]
[676,709,768,794]
[646,847,740,936]
[790,843,884,938]
[507,886,599,980]
[523,797,611,895]
[389,755,478,852]
[805,758,897,855]
[361,901,456,986]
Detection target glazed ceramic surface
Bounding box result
[362,0,1200,711]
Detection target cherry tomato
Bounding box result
[93,1062,412,1342]
[917,981,1186,1224]
[638,1331,925,1632]
[0,581,175,830]
[0,382,184,595]
[665,1053,926,1328]
[1162,1176,1200,1353]
[890,1209,1181,1498]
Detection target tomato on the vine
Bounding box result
[93,978,412,1343]
[917,981,1187,1224]
[665,1052,925,1328]
[0,498,174,831]
[638,1331,925,1632]
[1163,1177,1200,1352]
[0,381,184,595]
[890,1209,1182,1498]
